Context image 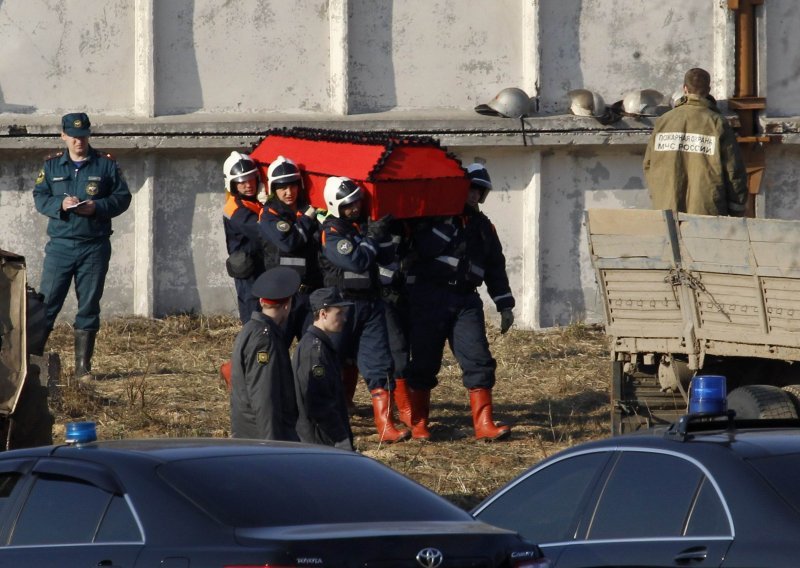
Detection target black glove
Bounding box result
[500,309,514,334]
[366,214,393,241]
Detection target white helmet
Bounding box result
[324,176,362,218]
[670,89,686,108]
[621,89,666,116]
[267,155,302,194]
[466,163,492,204]
[223,151,260,194]
[567,89,607,118]
[474,87,532,118]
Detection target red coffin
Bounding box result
[250,129,468,219]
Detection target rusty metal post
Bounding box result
[728,0,768,218]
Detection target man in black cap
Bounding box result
[32,112,131,379]
[292,287,354,450]
[230,266,302,441]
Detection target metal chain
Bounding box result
[665,268,732,322]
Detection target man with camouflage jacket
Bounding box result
[643,68,748,217]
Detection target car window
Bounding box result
[158,453,472,528]
[685,476,729,536]
[0,473,21,516]
[11,474,141,545]
[95,495,142,543]
[587,451,708,539]
[475,452,610,544]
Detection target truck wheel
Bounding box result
[781,385,800,416]
[727,385,798,420]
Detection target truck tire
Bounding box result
[781,385,800,416]
[727,385,798,420]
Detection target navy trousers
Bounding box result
[39,237,111,332]
[406,281,497,391]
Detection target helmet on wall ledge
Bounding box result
[466,162,492,204]
[567,89,607,118]
[267,155,302,194]
[324,176,362,218]
[618,89,668,117]
[475,87,533,119]
[223,151,260,194]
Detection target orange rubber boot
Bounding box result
[370,388,411,443]
[219,360,232,391]
[393,378,412,428]
[469,388,511,441]
[408,387,432,440]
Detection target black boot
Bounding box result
[74,329,97,379]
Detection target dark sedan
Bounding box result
[473,414,800,567]
[0,430,548,567]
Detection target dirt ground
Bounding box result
[47,315,611,510]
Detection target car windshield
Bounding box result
[747,453,800,514]
[157,453,471,527]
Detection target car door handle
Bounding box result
[674,546,708,563]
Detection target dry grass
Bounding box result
[47,315,611,510]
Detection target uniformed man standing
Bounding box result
[258,155,323,342]
[292,287,354,450]
[319,176,410,443]
[32,112,132,378]
[643,67,748,216]
[405,163,514,441]
[230,266,301,441]
[222,151,267,324]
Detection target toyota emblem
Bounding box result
[416,547,444,568]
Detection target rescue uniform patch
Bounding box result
[277,220,291,233]
[35,170,45,185]
[257,351,270,364]
[86,181,99,196]
[337,240,354,255]
[312,365,325,378]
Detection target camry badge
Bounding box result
[416,547,444,568]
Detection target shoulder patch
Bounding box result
[35,169,45,185]
[276,220,291,233]
[312,365,325,378]
[257,351,270,364]
[337,240,354,255]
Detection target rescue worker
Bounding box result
[292,287,354,450]
[32,112,132,378]
[319,176,410,443]
[258,155,322,342]
[230,266,301,441]
[222,151,266,324]
[643,67,748,216]
[404,163,514,441]
[379,221,419,437]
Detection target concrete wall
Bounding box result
[0,0,795,329]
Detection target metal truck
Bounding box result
[586,209,800,435]
[0,249,54,449]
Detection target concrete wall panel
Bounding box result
[763,147,800,220]
[348,0,523,113]
[0,1,134,114]
[765,0,800,116]
[540,147,650,326]
[152,152,234,317]
[154,0,331,115]
[539,0,715,114]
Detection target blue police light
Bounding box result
[65,421,97,445]
[689,375,727,415]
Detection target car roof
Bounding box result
[568,422,800,461]
[0,438,350,464]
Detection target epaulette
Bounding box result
[43,151,63,161]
